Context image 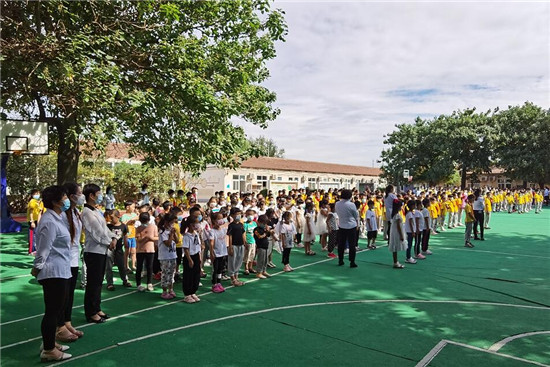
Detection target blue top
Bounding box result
[33,210,72,280]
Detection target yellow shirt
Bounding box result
[465,204,475,223]
[174,222,183,248]
[484,197,492,212]
[27,198,44,222]
[374,201,382,218]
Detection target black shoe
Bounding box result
[86,316,106,324]
[338,261,345,266]
[350,263,358,268]
[480,238,485,241]
[473,237,480,240]
[97,313,110,319]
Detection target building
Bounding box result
[466,168,538,189]
[184,156,383,199]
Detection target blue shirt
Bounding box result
[33,210,72,281]
[335,199,359,229]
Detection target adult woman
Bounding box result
[31,185,72,362]
[55,182,85,342]
[103,186,116,211]
[384,185,397,241]
[472,189,485,241]
[81,184,116,323]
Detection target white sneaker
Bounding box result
[137,285,146,292]
[147,283,154,291]
[422,250,433,255]
[405,257,417,264]
[344,249,349,254]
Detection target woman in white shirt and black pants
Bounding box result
[31,185,73,362]
[81,184,116,323]
[473,189,485,241]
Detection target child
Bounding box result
[464,194,475,248]
[415,200,426,260]
[303,201,316,256]
[158,213,178,299]
[280,211,296,272]
[170,207,184,281]
[106,210,131,290]
[326,203,339,258]
[404,201,417,264]
[181,216,202,303]
[27,189,44,254]
[254,215,271,278]
[365,200,378,250]
[421,198,433,255]
[209,212,228,293]
[121,201,138,273]
[295,200,306,248]
[316,200,329,251]
[227,208,246,286]
[388,200,408,268]
[243,209,257,275]
[135,212,158,292]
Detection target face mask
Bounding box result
[217,219,225,226]
[235,215,242,221]
[177,215,184,221]
[33,195,40,200]
[192,223,201,231]
[61,198,71,212]
[75,194,86,206]
[247,215,254,222]
[362,199,366,203]
[220,201,226,206]
[95,193,103,204]
[209,203,216,208]
[197,215,203,222]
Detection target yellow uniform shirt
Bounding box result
[484,197,492,212]
[174,222,183,248]
[27,198,44,222]
[465,204,475,223]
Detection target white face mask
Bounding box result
[75,194,85,206]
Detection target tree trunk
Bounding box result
[522,180,527,189]
[56,118,80,185]
[460,165,467,190]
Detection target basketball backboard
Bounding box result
[0,120,49,155]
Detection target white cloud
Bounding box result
[241,1,550,167]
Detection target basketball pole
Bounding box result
[0,153,22,233]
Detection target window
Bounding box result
[288,177,299,182]
[256,175,268,188]
[232,175,245,191]
[307,177,317,190]
[277,176,283,181]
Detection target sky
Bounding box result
[240,0,550,167]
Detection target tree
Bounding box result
[1,0,287,184]
[249,136,285,158]
[493,102,550,188]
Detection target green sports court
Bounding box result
[1,210,549,366]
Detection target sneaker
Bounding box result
[217,284,225,292]
[405,257,417,264]
[147,283,154,291]
[344,249,349,254]
[221,275,231,281]
[415,253,426,260]
[267,262,276,268]
[123,282,132,287]
[161,292,171,300]
[464,242,474,248]
[169,290,177,298]
[283,265,292,272]
[321,247,328,252]
[422,250,433,255]
[327,253,337,258]
[393,262,405,269]
[153,272,162,281]
[296,243,305,248]
[212,284,222,293]
[137,285,146,292]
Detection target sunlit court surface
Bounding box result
[1,210,549,367]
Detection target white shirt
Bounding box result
[335,199,359,229]
[33,210,72,281]
[421,208,431,230]
[473,196,485,211]
[158,229,177,261]
[415,210,424,231]
[384,193,397,221]
[366,209,377,231]
[210,227,228,257]
[103,194,116,210]
[280,222,296,249]
[82,204,115,255]
[64,208,82,267]
[405,211,416,233]
[183,232,201,255]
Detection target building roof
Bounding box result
[240,157,381,176]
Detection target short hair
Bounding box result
[340,189,352,200]
[367,200,374,206]
[230,207,242,216]
[83,183,100,201]
[125,200,135,208]
[42,185,66,210]
[139,212,150,224]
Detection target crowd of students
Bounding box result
[28,182,545,362]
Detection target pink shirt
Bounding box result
[136,224,158,253]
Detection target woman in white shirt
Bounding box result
[54,183,85,343]
[31,185,73,362]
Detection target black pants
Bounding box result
[473,210,485,239]
[337,227,357,264]
[176,247,183,274]
[64,267,79,323]
[282,248,291,265]
[296,233,302,244]
[84,252,107,318]
[415,232,422,256]
[182,253,201,296]
[211,256,224,285]
[421,229,431,252]
[39,278,68,350]
[153,249,161,274]
[136,252,154,286]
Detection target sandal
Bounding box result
[55,330,78,343]
[243,270,250,276]
[393,262,405,269]
[106,284,115,291]
[306,251,316,256]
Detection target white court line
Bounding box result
[489,331,550,352]
[436,247,550,260]
[416,339,550,367]
[0,281,161,326]
[0,274,32,281]
[50,300,550,366]
[0,257,334,350]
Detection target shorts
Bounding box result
[367,231,378,240]
[127,237,136,249]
